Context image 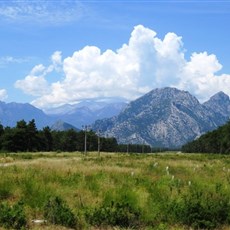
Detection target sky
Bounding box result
[0,0,230,110]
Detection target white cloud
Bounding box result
[15,75,49,97]
[0,89,8,101]
[30,64,46,75]
[175,52,230,101]
[51,51,62,71]
[15,24,230,109]
[0,1,86,25]
[0,56,30,67]
[14,64,51,97]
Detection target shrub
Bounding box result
[0,181,12,200]
[22,176,51,209]
[44,196,76,228]
[168,186,230,229]
[86,200,141,228]
[0,201,27,229]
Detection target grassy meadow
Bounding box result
[1,151,230,229]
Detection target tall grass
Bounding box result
[0,152,230,229]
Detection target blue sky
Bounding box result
[0,0,230,109]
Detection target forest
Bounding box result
[182,120,230,154]
[0,119,151,153]
[1,118,230,154]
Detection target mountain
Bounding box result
[45,99,127,128]
[50,120,79,131]
[0,99,127,130]
[203,91,230,124]
[1,88,230,147]
[93,87,230,148]
[0,101,53,129]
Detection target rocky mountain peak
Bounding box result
[203,91,230,118]
[50,120,79,131]
[215,91,229,99]
[93,87,230,148]
[147,87,200,105]
[206,91,230,104]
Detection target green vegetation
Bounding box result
[44,196,76,228]
[0,201,27,229]
[1,151,230,229]
[182,120,230,154]
[0,119,151,153]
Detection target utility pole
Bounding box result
[82,125,90,155]
[97,129,101,156]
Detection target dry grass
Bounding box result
[1,151,230,229]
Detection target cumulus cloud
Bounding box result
[51,51,63,73]
[0,89,8,101]
[15,24,230,109]
[175,52,230,101]
[14,64,51,97]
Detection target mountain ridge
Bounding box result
[0,99,127,129]
[93,87,230,148]
[1,87,230,147]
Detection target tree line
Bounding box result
[0,119,151,153]
[182,120,230,154]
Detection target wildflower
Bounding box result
[166,166,169,175]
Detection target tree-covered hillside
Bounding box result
[182,120,230,154]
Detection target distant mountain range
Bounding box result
[0,99,127,129]
[45,99,127,129]
[93,87,230,148]
[1,88,230,148]
[0,101,53,128]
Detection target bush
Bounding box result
[0,201,27,229]
[86,200,141,228]
[0,182,12,200]
[44,196,76,228]
[168,186,230,229]
[22,176,51,209]
[86,187,142,228]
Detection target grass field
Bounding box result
[1,151,230,229]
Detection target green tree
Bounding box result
[13,120,28,152]
[101,137,118,152]
[62,129,78,152]
[26,119,39,151]
[42,126,53,151]
[1,127,15,152]
[52,131,65,151]
[0,123,4,149]
[182,120,230,154]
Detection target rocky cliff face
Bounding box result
[93,88,230,148]
[203,91,230,125]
